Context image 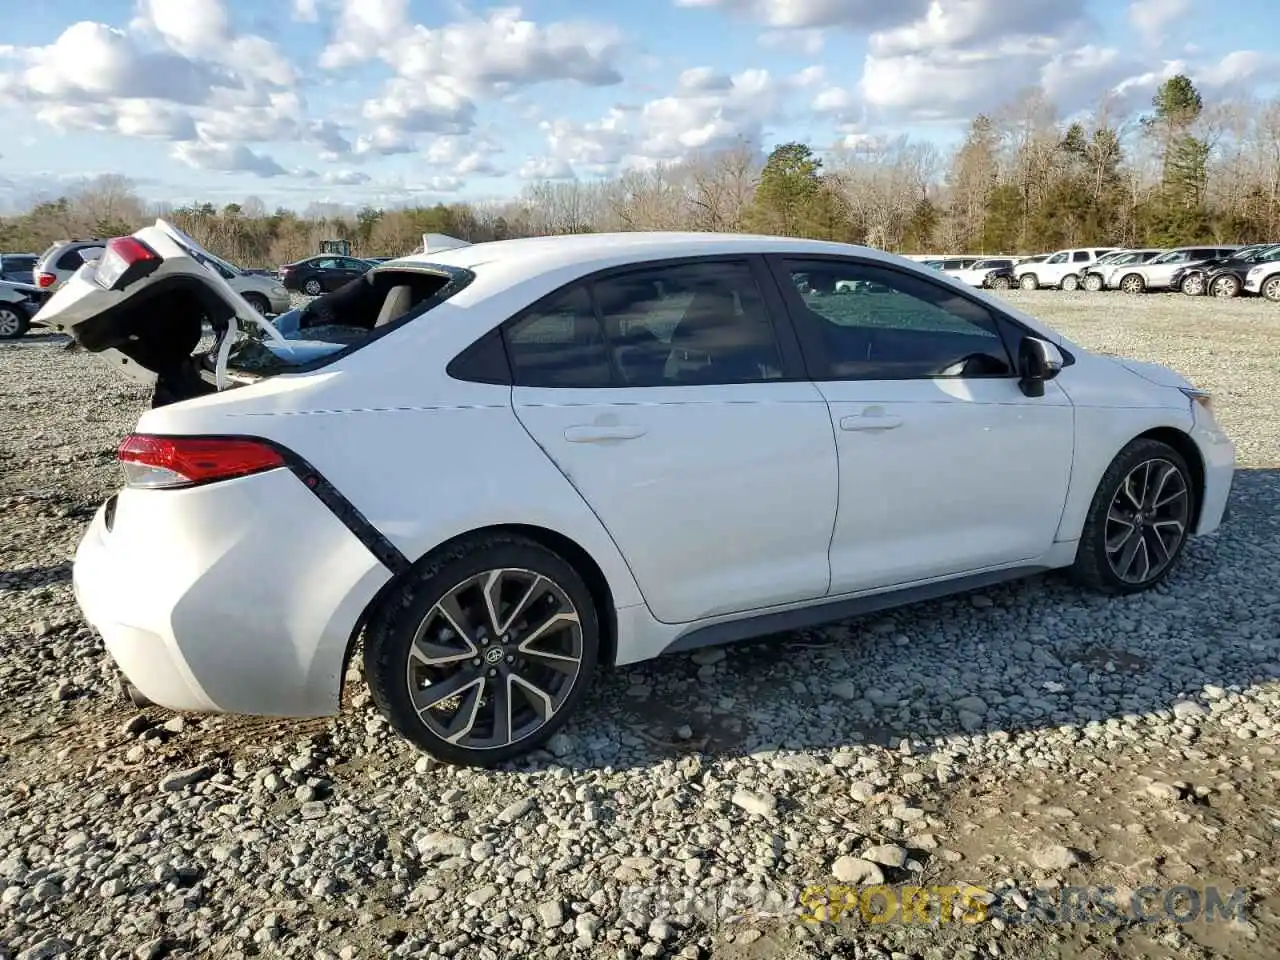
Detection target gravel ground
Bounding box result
[0,290,1277,960]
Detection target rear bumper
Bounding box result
[73,469,392,716]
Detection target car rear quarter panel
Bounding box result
[136,309,648,615]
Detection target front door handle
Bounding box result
[840,414,903,432]
[564,424,648,443]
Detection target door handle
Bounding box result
[840,414,903,432]
[564,424,648,443]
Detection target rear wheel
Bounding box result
[242,292,270,314]
[1070,439,1194,595]
[990,275,1011,290]
[1019,274,1039,290]
[1119,273,1145,294]
[364,534,600,767]
[1210,275,1241,298]
[0,304,29,340]
[1061,274,1080,291]
[303,277,323,296]
[1083,273,1103,292]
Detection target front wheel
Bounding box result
[990,275,1011,290]
[364,534,600,767]
[1070,439,1195,595]
[1060,274,1079,292]
[1019,274,1039,290]
[1119,273,1145,294]
[303,278,323,296]
[1083,273,1103,292]
[0,304,30,340]
[1210,275,1241,298]
[1180,274,1205,296]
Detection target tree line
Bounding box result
[3,75,1279,268]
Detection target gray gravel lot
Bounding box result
[0,290,1277,960]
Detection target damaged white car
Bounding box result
[39,220,1235,766]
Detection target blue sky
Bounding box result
[1,0,1277,212]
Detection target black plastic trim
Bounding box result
[661,565,1050,655]
[124,433,410,576]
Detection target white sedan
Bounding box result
[37,222,1235,766]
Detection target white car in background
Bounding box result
[1015,248,1117,290]
[36,221,1234,766]
[948,257,1018,288]
[1243,256,1280,301]
[1106,245,1241,294]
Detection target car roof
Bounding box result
[398,232,908,281]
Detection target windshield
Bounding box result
[1241,245,1278,262]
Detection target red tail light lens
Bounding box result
[118,434,286,489]
[36,272,56,288]
[97,237,162,291]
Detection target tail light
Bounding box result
[118,434,286,489]
[97,237,162,291]
[36,272,56,288]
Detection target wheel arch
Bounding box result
[338,522,620,703]
[1135,426,1206,533]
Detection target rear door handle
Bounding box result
[564,424,648,443]
[840,414,903,432]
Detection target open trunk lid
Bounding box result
[31,220,343,405]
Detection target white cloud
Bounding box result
[1127,0,1192,45]
[320,169,371,186]
[520,66,811,178]
[172,140,287,177]
[857,0,1095,121]
[132,0,297,87]
[674,0,928,30]
[292,0,321,22]
[320,5,626,157]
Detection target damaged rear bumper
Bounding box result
[73,469,392,717]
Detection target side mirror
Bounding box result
[1018,336,1064,398]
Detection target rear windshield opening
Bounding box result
[226,266,471,377]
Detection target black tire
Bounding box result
[1211,275,1241,298]
[1070,438,1195,596]
[1061,274,1079,292]
[1263,275,1280,302]
[243,293,270,314]
[303,277,323,296]
[1019,274,1039,291]
[364,533,600,767]
[1180,273,1205,296]
[0,303,30,340]
[990,276,1011,290]
[1119,273,1145,294]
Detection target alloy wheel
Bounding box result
[1105,459,1190,585]
[1020,275,1038,290]
[404,568,584,751]
[1264,276,1280,302]
[1083,274,1103,292]
[0,308,21,337]
[1182,275,1205,296]
[1120,274,1144,294]
[304,279,322,296]
[1061,275,1079,291]
[1212,277,1239,298]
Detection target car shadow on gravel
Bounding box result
[0,561,72,590]
[522,466,1280,773]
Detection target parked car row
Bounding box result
[920,243,1280,300]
